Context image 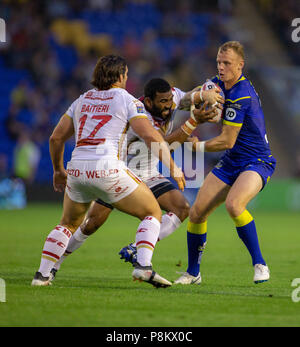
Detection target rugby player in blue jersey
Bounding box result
[175,41,276,285]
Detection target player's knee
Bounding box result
[81,208,111,235]
[189,204,206,224]
[60,217,82,234]
[148,208,162,223]
[170,200,190,222]
[58,222,77,234]
[81,216,100,236]
[225,197,244,218]
[139,204,162,222]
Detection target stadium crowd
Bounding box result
[255,0,300,64]
[1,0,299,206]
[1,0,232,188]
[254,0,300,136]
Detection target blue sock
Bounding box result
[234,210,266,266]
[186,221,207,276]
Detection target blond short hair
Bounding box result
[218,41,245,60]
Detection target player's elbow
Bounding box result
[222,137,236,150]
[49,133,58,144]
[223,141,235,150]
[49,132,64,146]
[216,140,233,151]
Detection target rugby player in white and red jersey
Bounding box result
[48,78,224,278]
[31,55,189,288]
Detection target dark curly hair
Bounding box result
[144,78,171,100]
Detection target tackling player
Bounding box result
[48,78,224,279]
[175,41,276,285]
[31,55,187,288]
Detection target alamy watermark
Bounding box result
[94,140,205,188]
[0,18,6,43]
[291,18,300,43]
[0,278,5,302]
[291,278,300,303]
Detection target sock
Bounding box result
[53,227,89,271]
[186,220,207,277]
[135,216,160,267]
[38,225,72,277]
[158,212,181,241]
[233,210,266,266]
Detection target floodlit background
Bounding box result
[0,0,299,210]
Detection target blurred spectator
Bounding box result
[218,0,233,15]
[10,79,31,109]
[255,0,300,64]
[0,153,27,210]
[6,104,25,141]
[0,154,8,181]
[13,129,41,185]
[295,151,300,179]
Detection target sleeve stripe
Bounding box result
[225,96,251,103]
[129,115,148,122]
[223,120,243,127]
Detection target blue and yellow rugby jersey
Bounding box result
[211,74,276,165]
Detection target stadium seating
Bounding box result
[0,64,30,170]
[1,1,221,183]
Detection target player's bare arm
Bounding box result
[49,114,74,192]
[130,117,186,191]
[194,124,241,152]
[177,86,201,110]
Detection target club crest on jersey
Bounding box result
[215,160,223,169]
[137,105,145,113]
[225,107,237,121]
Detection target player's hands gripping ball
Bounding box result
[201,80,225,123]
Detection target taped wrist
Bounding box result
[181,117,197,135]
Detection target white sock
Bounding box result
[53,227,89,271]
[38,225,72,277]
[159,212,181,241]
[135,216,160,267]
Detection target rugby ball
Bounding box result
[201,80,224,123]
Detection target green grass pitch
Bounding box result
[0,202,299,327]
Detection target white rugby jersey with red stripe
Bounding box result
[65,87,148,161]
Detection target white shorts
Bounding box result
[94,172,176,208]
[65,159,141,204]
